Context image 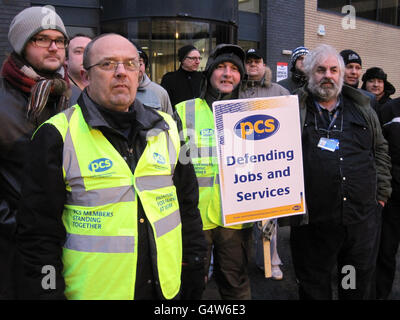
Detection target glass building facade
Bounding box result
[3,0,297,83]
[99,0,244,83]
[101,18,235,83]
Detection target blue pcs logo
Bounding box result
[234,114,280,140]
[153,153,166,165]
[200,128,214,137]
[88,158,113,172]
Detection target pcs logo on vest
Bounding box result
[234,114,280,140]
[88,158,113,173]
[200,128,214,137]
[153,153,166,165]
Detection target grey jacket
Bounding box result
[240,66,290,99]
[136,73,173,115]
[281,84,392,227]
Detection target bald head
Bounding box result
[83,33,138,70]
[82,33,140,112]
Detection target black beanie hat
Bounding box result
[340,49,362,66]
[178,44,197,62]
[204,44,245,80]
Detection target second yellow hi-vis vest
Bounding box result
[44,104,182,300]
[175,98,252,230]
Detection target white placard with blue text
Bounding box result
[213,95,306,226]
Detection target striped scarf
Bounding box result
[1,52,71,122]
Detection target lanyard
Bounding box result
[314,101,343,139]
[314,100,341,138]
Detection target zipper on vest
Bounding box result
[126,147,136,171]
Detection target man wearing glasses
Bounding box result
[0,6,70,299]
[161,44,203,109]
[17,33,207,300]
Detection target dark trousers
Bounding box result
[204,227,252,300]
[376,200,400,299]
[290,210,381,300]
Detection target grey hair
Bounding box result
[304,44,345,101]
[303,44,345,80]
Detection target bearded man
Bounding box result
[285,44,391,300]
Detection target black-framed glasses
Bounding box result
[31,36,68,49]
[86,59,139,72]
[186,56,202,61]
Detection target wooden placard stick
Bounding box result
[262,220,272,278]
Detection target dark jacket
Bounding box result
[379,97,400,202]
[278,71,307,94]
[240,66,290,98]
[0,77,61,299]
[161,66,203,108]
[16,91,207,299]
[69,82,82,107]
[280,84,392,227]
[361,78,395,109]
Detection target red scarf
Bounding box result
[1,52,71,121]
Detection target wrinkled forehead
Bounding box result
[315,54,340,70]
[91,35,138,62]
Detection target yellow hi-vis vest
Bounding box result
[175,98,252,230]
[44,104,182,300]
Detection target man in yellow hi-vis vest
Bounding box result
[17,33,207,300]
[175,44,253,299]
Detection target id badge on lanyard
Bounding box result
[315,102,340,152]
[318,137,339,152]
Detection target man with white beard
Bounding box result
[284,44,392,300]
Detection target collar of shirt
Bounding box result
[314,96,342,113]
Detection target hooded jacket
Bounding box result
[136,73,173,115]
[278,69,308,94]
[240,66,290,99]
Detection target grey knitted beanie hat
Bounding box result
[8,6,68,55]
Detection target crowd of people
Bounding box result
[1,6,399,300]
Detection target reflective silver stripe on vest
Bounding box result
[184,99,216,160]
[184,99,197,156]
[154,209,181,238]
[64,233,135,253]
[196,146,217,159]
[135,175,173,192]
[66,185,135,206]
[197,174,219,187]
[63,107,85,197]
[165,130,177,174]
[185,99,196,130]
